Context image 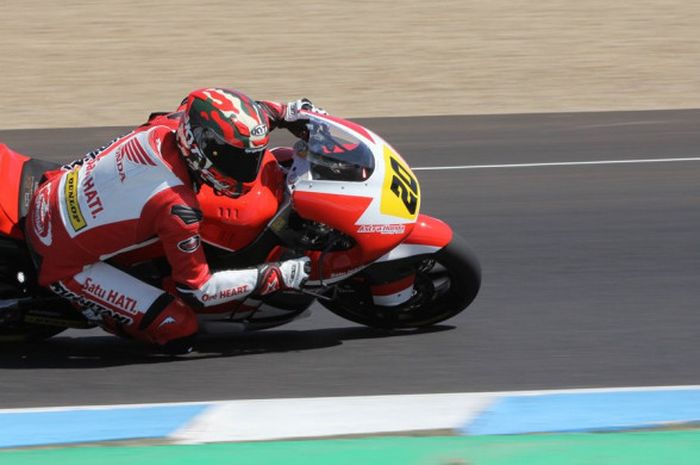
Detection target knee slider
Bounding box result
[142,294,198,346]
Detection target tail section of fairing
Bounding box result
[0,144,61,240]
[0,144,30,239]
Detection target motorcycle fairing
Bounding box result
[0,144,28,239]
[373,214,454,263]
[288,114,428,282]
[198,151,285,252]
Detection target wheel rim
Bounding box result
[323,256,470,328]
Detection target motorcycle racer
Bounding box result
[25,88,323,353]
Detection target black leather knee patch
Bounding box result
[139,293,175,330]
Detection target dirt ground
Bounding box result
[1,1,699,129]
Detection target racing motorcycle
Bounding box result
[0,112,480,342]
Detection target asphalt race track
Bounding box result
[0,109,699,408]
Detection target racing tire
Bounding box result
[0,322,67,344]
[0,239,68,343]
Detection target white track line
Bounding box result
[4,383,700,414]
[413,157,700,171]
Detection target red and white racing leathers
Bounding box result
[25,104,300,346]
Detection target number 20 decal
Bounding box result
[389,157,419,215]
[380,145,420,220]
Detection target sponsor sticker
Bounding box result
[177,234,201,253]
[200,285,250,302]
[82,278,138,315]
[251,124,268,137]
[81,173,104,219]
[32,183,53,246]
[357,223,406,235]
[50,282,134,326]
[219,285,249,299]
[64,170,87,231]
[116,149,127,182]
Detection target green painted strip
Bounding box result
[1,430,700,465]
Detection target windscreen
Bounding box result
[305,119,375,182]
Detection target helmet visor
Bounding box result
[198,129,265,183]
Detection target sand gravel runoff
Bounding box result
[1,0,699,129]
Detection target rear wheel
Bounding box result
[319,233,481,329]
[0,239,69,343]
[0,319,67,343]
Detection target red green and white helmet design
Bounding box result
[176,88,270,196]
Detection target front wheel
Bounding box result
[319,233,481,329]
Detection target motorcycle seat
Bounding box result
[17,157,62,218]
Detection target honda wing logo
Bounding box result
[122,139,156,166]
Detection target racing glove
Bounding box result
[255,256,311,296]
[284,98,327,122]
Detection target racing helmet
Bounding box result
[176,88,270,196]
